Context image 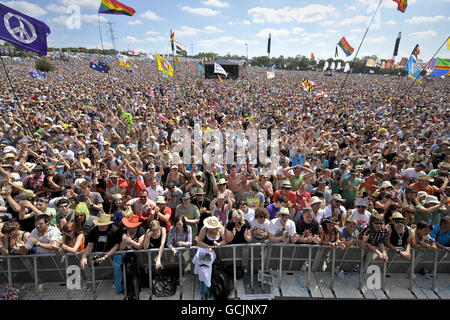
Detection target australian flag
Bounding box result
[0,3,51,56]
[89,59,108,73]
[29,68,46,80]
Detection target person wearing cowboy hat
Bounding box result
[414,193,448,226]
[409,174,440,196]
[119,214,145,300]
[322,194,347,228]
[80,213,122,270]
[320,218,345,249]
[385,212,413,260]
[176,193,200,243]
[268,207,296,243]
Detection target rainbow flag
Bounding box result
[393,0,407,13]
[430,58,450,77]
[337,37,354,57]
[157,114,170,122]
[98,0,135,16]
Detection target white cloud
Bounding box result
[123,36,142,43]
[146,36,166,42]
[45,4,67,14]
[198,36,257,48]
[201,0,229,8]
[58,0,99,10]
[315,42,326,47]
[348,5,357,10]
[50,14,107,26]
[320,20,335,26]
[328,29,339,34]
[175,26,202,36]
[292,27,306,35]
[140,10,164,21]
[405,16,445,24]
[181,6,220,16]
[366,36,387,43]
[256,28,290,38]
[248,5,337,24]
[409,30,437,38]
[243,20,251,25]
[146,31,160,35]
[339,15,368,26]
[128,20,143,25]
[350,28,365,33]
[204,26,222,33]
[385,20,397,25]
[1,1,46,17]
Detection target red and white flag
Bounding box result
[316,91,328,98]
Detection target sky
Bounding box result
[0,0,449,62]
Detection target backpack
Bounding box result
[140,266,179,297]
[211,261,230,300]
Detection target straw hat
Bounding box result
[417,174,434,182]
[310,196,322,206]
[380,181,393,189]
[93,214,113,226]
[278,207,290,216]
[122,214,142,228]
[391,212,404,220]
[218,178,228,185]
[203,216,220,229]
[155,196,166,204]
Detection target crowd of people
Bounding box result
[0,55,449,299]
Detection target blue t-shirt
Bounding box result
[430,224,450,247]
[339,226,357,241]
[266,203,280,220]
[291,154,304,167]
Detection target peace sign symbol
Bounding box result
[4,12,37,44]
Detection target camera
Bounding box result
[93,255,101,266]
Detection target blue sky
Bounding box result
[1,0,449,61]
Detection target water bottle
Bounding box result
[301,262,308,272]
[352,264,360,273]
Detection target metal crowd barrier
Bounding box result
[0,243,448,299]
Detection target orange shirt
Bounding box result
[410,183,439,195]
[67,236,85,252]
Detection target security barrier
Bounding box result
[0,243,448,299]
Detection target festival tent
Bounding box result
[204,59,239,79]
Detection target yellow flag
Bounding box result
[119,60,130,68]
[174,56,180,62]
[447,37,450,50]
[156,54,173,77]
[217,74,223,82]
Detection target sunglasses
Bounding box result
[373,221,383,225]
[357,206,366,209]
[393,220,405,224]
[63,229,73,233]
[59,205,69,209]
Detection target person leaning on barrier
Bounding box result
[55,221,85,253]
[225,209,252,244]
[80,213,122,270]
[268,207,296,243]
[339,217,359,249]
[320,218,345,249]
[385,212,414,260]
[411,220,438,251]
[167,216,192,256]
[197,216,227,253]
[249,207,272,243]
[25,214,62,254]
[292,207,321,245]
[0,218,30,255]
[429,216,450,251]
[143,220,166,270]
[358,213,389,262]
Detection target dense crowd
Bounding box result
[0,55,448,299]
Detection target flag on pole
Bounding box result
[28,68,46,80]
[197,64,205,73]
[157,113,171,122]
[0,3,51,56]
[90,59,108,73]
[170,30,174,52]
[127,49,137,56]
[119,60,130,68]
[311,52,315,60]
[217,74,223,82]
[430,58,450,76]
[393,0,408,13]
[337,37,354,57]
[214,63,227,77]
[174,56,180,62]
[267,33,271,56]
[98,0,135,16]
[393,32,402,57]
[316,91,328,98]
[335,46,338,57]
[406,55,422,83]
[156,53,173,77]
[447,37,450,50]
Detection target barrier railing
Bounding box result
[0,243,448,299]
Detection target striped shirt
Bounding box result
[166,225,192,248]
[359,224,389,247]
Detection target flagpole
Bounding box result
[335,0,383,107]
[393,36,450,115]
[0,57,33,136]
